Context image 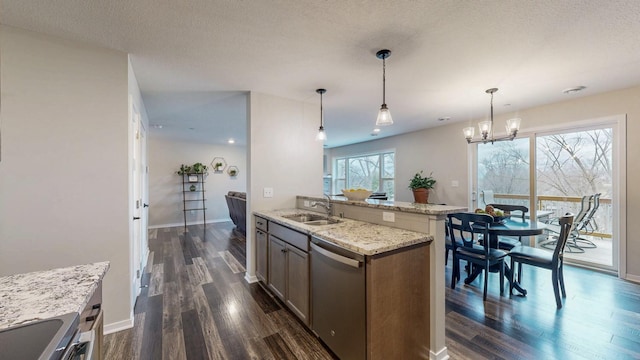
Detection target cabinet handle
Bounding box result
[281,248,287,253]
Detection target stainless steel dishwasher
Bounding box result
[310,236,366,360]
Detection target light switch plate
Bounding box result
[451,180,459,187]
[263,187,274,198]
[382,211,395,222]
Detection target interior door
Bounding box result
[131,102,144,306]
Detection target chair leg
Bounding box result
[451,257,458,289]
[552,268,562,309]
[483,265,489,301]
[509,257,515,297]
[499,261,504,295]
[445,248,449,265]
[517,263,523,284]
[558,264,566,298]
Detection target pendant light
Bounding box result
[463,88,521,144]
[315,88,327,141]
[375,49,393,126]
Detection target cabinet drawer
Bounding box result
[255,216,268,232]
[270,222,309,251]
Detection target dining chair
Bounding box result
[508,213,574,309]
[486,203,529,250]
[448,212,508,301]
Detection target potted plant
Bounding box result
[192,162,208,174]
[176,164,193,175]
[214,162,224,172]
[409,171,436,204]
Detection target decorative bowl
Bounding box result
[492,215,511,223]
[341,189,372,201]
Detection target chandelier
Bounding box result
[463,88,521,144]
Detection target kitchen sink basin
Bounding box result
[304,219,341,226]
[282,213,327,223]
[281,213,341,226]
[0,312,79,360]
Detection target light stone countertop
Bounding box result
[255,209,433,255]
[297,195,467,215]
[0,261,110,330]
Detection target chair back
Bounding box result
[555,213,575,260]
[487,204,528,221]
[481,190,495,207]
[447,212,493,250]
[573,195,593,225]
[582,193,601,231]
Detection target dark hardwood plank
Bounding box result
[139,294,163,360]
[182,308,209,360]
[263,332,298,360]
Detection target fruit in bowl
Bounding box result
[341,188,373,201]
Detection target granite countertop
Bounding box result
[255,209,433,255]
[297,195,467,215]
[0,262,110,330]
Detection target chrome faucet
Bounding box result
[311,194,332,220]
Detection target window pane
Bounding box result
[477,138,530,208]
[382,180,394,198]
[383,153,394,178]
[335,179,346,191]
[336,159,346,179]
[348,155,380,190]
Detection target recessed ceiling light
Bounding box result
[228,138,235,144]
[563,86,586,94]
[437,117,450,122]
[188,127,195,130]
[373,128,381,133]
[151,124,163,129]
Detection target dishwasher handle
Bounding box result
[310,242,362,268]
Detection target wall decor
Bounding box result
[211,157,227,172]
[227,166,239,177]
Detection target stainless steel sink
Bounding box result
[281,213,341,226]
[304,219,341,226]
[282,213,327,223]
[0,312,79,360]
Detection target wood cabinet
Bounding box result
[264,220,310,325]
[255,216,268,283]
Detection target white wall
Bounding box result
[147,138,247,227]
[0,26,132,326]
[246,92,322,279]
[329,85,640,279]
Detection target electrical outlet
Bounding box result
[382,211,395,222]
[451,180,459,187]
[263,187,274,198]
[304,200,310,207]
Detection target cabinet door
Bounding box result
[256,229,268,283]
[268,236,286,301]
[286,245,310,324]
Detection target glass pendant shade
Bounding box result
[478,120,492,138]
[316,126,326,141]
[506,117,521,134]
[463,127,475,140]
[376,104,393,126]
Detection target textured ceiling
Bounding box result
[3,0,640,147]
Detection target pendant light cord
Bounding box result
[320,91,324,127]
[382,56,386,105]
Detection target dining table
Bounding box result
[464,216,548,296]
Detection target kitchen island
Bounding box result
[256,197,465,360]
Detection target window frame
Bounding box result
[333,150,396,198]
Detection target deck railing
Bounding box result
[492,193,612,239]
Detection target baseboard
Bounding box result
[148,218,230,229]
[625,273,640,284]
[244,274,259,283]
[430,346,449,360]
[104,317,134,335]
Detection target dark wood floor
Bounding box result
[104,222,640,359]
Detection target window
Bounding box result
[333,151,395,198]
